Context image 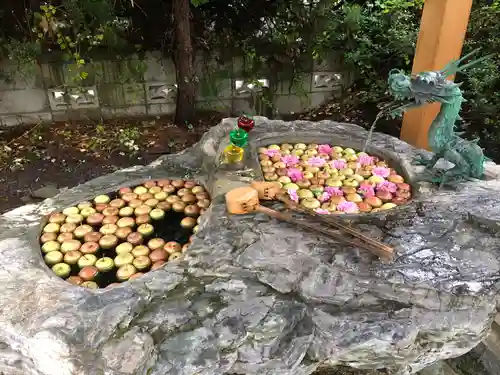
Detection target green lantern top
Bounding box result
[229,128,248,148]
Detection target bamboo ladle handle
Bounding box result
[225,187,318,231]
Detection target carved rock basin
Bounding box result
[1,117,500,375]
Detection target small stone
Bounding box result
[418,362,457,375]
[484,161,500,180]
[213,177,248,196]
[417,181,434,194]
[102,329,156,374]
[434,158,454,170]
[202,138,217,156]
[31,185,59,199]
[20,195,34,203]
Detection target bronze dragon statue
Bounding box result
[386,50,491,186]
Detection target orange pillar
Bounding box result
[400,0,473,150]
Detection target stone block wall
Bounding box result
[0,52,350,126]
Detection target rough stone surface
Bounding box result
[31,185,60,199]
[1,117,500,375]
[418,362,456,375]
[447,319,500,375]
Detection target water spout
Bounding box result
[362,101,415,153]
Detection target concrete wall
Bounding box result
[0,52,350,127]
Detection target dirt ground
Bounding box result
[0,112,223,213]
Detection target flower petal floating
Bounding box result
[319,192,332,203]
[337,201,359,213]
[318,144,333,155]
[376,181,397,193]
[372,167,390,178]
[287,168,304,182]
[288,189,299,203]
[324,187,344,196]
[357,154,375,166]
[281,155,300,167]
[307,156,326,167]
[357,183,375,197]
[330,159,347,169]
[264,149,280,157]
[314,208,330,215]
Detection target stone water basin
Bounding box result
[256,141,412,215]
[0,117,499,375]
[38,179,211,289]
[248,132,418,221]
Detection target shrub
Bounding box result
[459,1,500,159]
[320,1,422,102]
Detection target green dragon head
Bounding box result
[387,69,462,105]
[387,49,490,105]
[387,49,492,182]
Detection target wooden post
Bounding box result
[400,0,473,150]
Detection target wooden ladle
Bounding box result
[225,186,394,261]
[250,181,282,200]
[225,186,282,218]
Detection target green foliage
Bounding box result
[372,0,424,13]
[458,1,500,159]
[34,2,131,85]
[116,56,148,84]
[62,0,114,30]
[321,0,500,160]
[318,0,500,160]
[0,0,499,160]
[193,0,347,114]
[0,0,137,88]
[317,2,421,102]
[89,120,140,155]
[191,0,210,7]
[0,39,41,83]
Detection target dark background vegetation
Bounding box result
[0,0,499,159]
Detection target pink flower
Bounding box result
[318,144,333,155]
[287,168,304,182]
[357,154,374,166]
[314,208,330,215]
[376,181,397,193]
[357,183,375,197]
[264,149,280,157]
[372,167,390,178]
[288,189,299,203]
[319,192,331,202]
[337,201,359,213]
[324,187,344,196]
[329,159,346,169]
[307,156,326,167]
[281,155,300,167]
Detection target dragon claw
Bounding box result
[427,168,466,188]
[414,158,429,166]
[413,153,441,171]
[413,154,432,166]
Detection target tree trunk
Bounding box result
[172,0,196,125]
